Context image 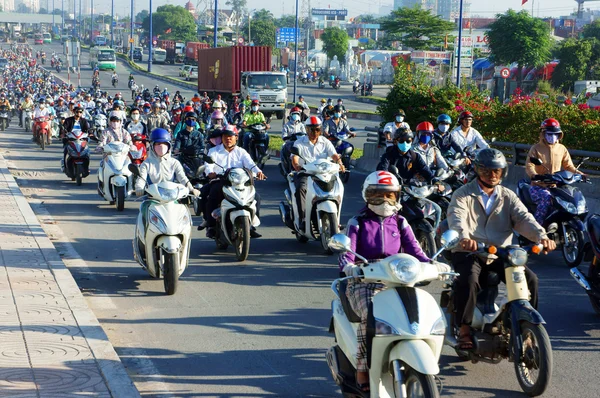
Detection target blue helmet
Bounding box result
[150,128,171,155]
[437,114,452,124]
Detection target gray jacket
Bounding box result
[135,150,190,191]
[412,143,448,170]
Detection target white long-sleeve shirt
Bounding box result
[292,135,336,166]
[33,106,51,119]
[204,144,261,176]
[450,126,489,152]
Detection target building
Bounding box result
[393,0,471,21]
[1,0,15,12]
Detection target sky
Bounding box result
[102,0,591,20]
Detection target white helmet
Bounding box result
[361,171,401,204]
[212,100,222,109]
[304,115,322,127]
[108,111,122,121]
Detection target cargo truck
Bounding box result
[197,46,287,120]
[157,40,184,64]
[184,42,210,65]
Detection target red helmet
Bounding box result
[290,106,302,114]
[459,111,473,120]
[540,118,561,133]
[183,105,194,113]
[416,121,434,133]
[251,99,260,106]
[305,115,322,127]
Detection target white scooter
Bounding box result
[204,155,259,262]
[326,230,460,398]
[278,148,344,253]
[97,141,134,211]
[131,178,192,295]
[22,109,33,132]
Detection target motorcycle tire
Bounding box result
[234,217,251,262]
[416,230,437,259]
[192,197,202,216]
[1,119,5,131]
[40,134,45,150]
[115,185,125,211]
[25,120,29,132]
[340,158,350,184]
[162,251,179,295]
[393,361,440,398]
[319,212,338,254]
[295,232,309,243]
[562,225,585,267]
[514,321,552,397]
[75,164,83,186]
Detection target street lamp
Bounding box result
[130,0,134,58]
[110,0,114,48]
[148,0,153,72]
[61,0,64,37]
[91,0,94,42]
[293,0,299,102]
[248,9,256,45]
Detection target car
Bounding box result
[133,47,143,61]
[18,36,27,43]
[179,64,192,78]
[187,66,198,81]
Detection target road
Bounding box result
[3,42,599,397]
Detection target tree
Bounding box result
[39,8,48,14]
[135,10,149,24]
[252,9,274,22]
[380,6,455,50]
[551,38,593,92]
[52,8,61,15]
[486,10,552,88]
[226,0,247,42]
[16,4,31,13]
[275,15,297,29]
[321,27,349,63]
[142,5,197,43]
[354,14,379,24]
[583,20,600,40]
[242,18,275,47]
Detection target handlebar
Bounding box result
[472,243,543,257]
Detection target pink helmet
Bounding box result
[211,110,224,120]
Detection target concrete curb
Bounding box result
[0,154,141,398]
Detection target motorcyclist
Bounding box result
[323,105,354,139]
[19,94,34,128]
[296,95,309,116]
[525,118,585,224]
[432,113,463,156]
[291,116,345,230]
[145,102,170,132]
[231,102,247,126]
[173,105,200,139]
[173,112,205,156]
[382,109,410,147]
[335,98,346,118]
[447,148,556,350]
[241,99,269,151]
[281,107,306,140]
[96,111,132,153]
[124,107,148,138]
[32,97,52,142]
[203,126,266,239]
[0,93,12,112]
[317,98,327,116]
[450,110,489,153]
[412,121,448,171]
[321,98,334,120]
[205,110,226,131]
[60,105,91,170]
[340,171,441,392]
[173,90,184,102]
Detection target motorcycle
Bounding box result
[0,105,10,131]
[131,176,193,295]
[55,61,62,73]
[327,130,355,184]
[301,76,311,84]
[279,149,343,253]
[92,113,107,139]
[570,214,600,314]
[278,132,306,178]
[34,116,51,150]
[440,242,553,397]
[326,230,460,398]
[177,147,206,216]
[64,129,92,186]
[97,141,134,211]
[246,123,270,170]
[318,80,325,89]
[517,156,590,267]
[112,76,118,87]
[128,134,148,189]
[22,109,33,132]
[330,78,341,90]
[203,155,259,262]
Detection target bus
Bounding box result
[152,48,167,64]
[89,46,116,70]
[42,33,51,44]
[94,35,107,46]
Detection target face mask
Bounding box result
[334,113,341,118]
[131,114,140,121]
[39,104,45,109]
[143,108,150,113]
[396,116,404,123]
[397,142,411,153]
[185,119,196,127]
[368,202,400,217]
[545,133,559,144]
[438,124,449,133]
[291,114,300,121]
[419,134,432,144]
[110,121,121,129]
[154,143,169,157]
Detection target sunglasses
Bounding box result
[397,139,412,144]
[75,111,83,114]
[479,167,503,177]
[439,122,450,125]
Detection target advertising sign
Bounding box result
[311,9,348,17]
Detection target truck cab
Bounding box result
[240,72,288,120]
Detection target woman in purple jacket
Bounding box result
[339,171,431,392]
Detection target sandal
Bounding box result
[457,331,474,351]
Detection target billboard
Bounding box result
[312,9,348,17]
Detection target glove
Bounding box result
[191,188,201,197]
[342,263,362,278]
[135,188,145,197]
[432,261,452,280]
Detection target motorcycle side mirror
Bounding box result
[328,234,351,252]
[440,230,460,249]
[128,163,140,177]
[454,152,463,160]
[349,127,356,132]
[529,157,543,166]
[489,137,497,143]
[435,168,444,177]
[202,154,215,164]
[389,165,400,177]
[290,146,301,157]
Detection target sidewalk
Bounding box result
[0,155,140,397]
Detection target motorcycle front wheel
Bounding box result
[192,197,202,216]
[75,164,83,186]
[587,258,600,314]
[514,321,552,397]
[416,230,437,259]
[115,185,125,211]
[392,361,439,398]
[340,157,350,184]
[162,251,179,295]
[40,133,45,150]
[319,212,338,254]
[234,217,250,262]
[562,224,584,267]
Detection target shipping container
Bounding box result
[157,40,181,64]
[184,42,210,65]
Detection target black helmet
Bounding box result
[474,148,508,179]
[393,128,414,142]
[333,105,343,112]
[184,111,197,119]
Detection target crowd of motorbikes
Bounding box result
[2,42,600,397]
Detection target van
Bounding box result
[133,47,143,61]
[94,36,107,46]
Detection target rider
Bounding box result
[432,113,463,156]
[124,107,148,138]
[340,171,443,392]
[291,116,345,230]
[323,105,354,139]
[19,94,34,128]
[296,95,309,116]
[60,104,91,170]
[96,111,132,153]
[173,90,184,102]
[145,102,170,132]
[525,118,585,224]
[382,109,410,147]
[173,112,205,156]
[231,102,247,126]
[281,107,306,140]
[447,148,556,350]
[450,111,489,154]
[111,71,118,84]
[203,126,267,239]
[317,98,327,116]
[412,121,448,171]
[241,99,269,151]
[32,97,51,142]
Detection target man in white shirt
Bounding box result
[450,110,489,154]
[33,98,52,142]
[204,126,267,239]
[382,109,410,147]
[291,116,344,227]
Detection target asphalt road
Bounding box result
[3,41,599,397]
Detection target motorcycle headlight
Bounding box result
[228,169,250,187]
[507,248,528,267]
[376,319,400,336]
[577,197,587,214]
[430,316,446,336]
[148,209,167,233]
[556,197,577,214]
[389,257,420,284]
[157,186,179,202]
[316,162,333,173]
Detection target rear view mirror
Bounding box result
[328,234,351,252]
[290,146,300,156]
[440,230,460,249]
[128,164,141,177]
[349,127,356,132]
[202,154,215,164]
[389,165,400,177]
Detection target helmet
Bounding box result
[183,105,193,113]
[149,128,171,151]
[320,98,326,103]
[251,99,260,106]
[290,106,301,114]
[415,121,434,133]
[212,100,222,109]
[211,110,224,120]
[458,111,474,121]
[393,128,414,142]
[361,171,401,204]
[333,105,343,113]
[337,98,343,103]
[108,111,122,121]
[222,125,238,136]
[194,93,199,98]
[327,98,333,104]
[143,102,151,108]
[473,148,508,179]
[437,114,451,124]
[305,115,322,127]
[540,118,561,133]
[217,94,222,100]
[184,111,197,119]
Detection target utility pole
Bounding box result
[456,0,464,87]
[293,0,299,102]
[130,0,134,58]
[213,0,218,48]
[110,0,114,48]
[148,0,153,72]
[61,0,64,37]
[90,0,94,41]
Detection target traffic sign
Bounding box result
[129,38,134,43]
[428,60,437,67]
[300,50,306,57]
[500,68,510,79]
[238,37,244,44]
[152,40,157,45]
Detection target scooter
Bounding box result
[64,129,93,186]
[203,155,259,262]
[97,141,134,211]
[92,113,107,139]
[326,230,460,398]
[128,134,148,189]
[23,109,33,132]
[279,148,343,253]
[0,104,10,131]
[440,242,553,397]
[570,214,600,315]
[517,156,590,267]
[34,116,51,150]
[246,123,270,170]
[131,172,192,295]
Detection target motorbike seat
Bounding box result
[476,271,500,314]
[338,279,361,323]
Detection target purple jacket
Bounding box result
[339,207,430,270]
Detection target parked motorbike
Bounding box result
[203,155,259,262]
[131,177,192,295]
[246,123,270,170]
[34,116,51,150]
[517,156,590,267]
[327,230,460,398]
[64,129,92,186]
[570,214,600,314]
[440,243,553,397]
[279,149,343,253]
[97,141,134,211]
[0,104,10,131]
